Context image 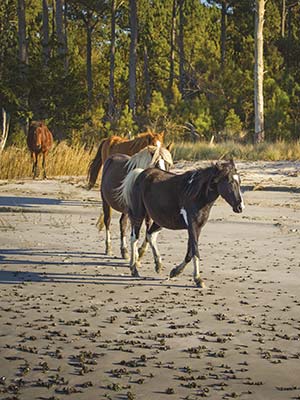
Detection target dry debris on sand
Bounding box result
[0,161,300,400]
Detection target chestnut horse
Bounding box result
[27,121,53,179]
[87,131,164,189]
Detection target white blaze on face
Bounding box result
[233,174,245,210]
[156,140,161,148]
[180,207,188,226]
[233,174,239,183]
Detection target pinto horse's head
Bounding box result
[214,160,245,213]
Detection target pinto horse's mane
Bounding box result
[182,161,236,200]
[125,145,173,171]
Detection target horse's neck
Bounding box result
[130,136,147,152]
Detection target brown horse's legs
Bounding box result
[146,222,163,273]
[42,152,47,179]
[32,152,39,179]
[103,199,112,255]
[119,213,129,259]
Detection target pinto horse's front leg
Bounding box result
[170,213,205,288]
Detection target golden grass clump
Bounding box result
[0,142,95,180]
[1,140,299,180]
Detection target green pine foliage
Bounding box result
[1,0,300,145]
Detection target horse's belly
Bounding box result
[147,209,186,230]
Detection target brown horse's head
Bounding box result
[136,130,164,147]
[148,131,164,147]
[28,121,44,151]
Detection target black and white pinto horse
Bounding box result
[100,144,173,259]
[120,160,245,287]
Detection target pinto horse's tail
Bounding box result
[116,168,144,210]
[87,139,106,189]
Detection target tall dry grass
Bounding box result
[0,140,299,180]
[0,142,95,180]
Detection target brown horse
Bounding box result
[27,121,53,179]
[87,131,164,189]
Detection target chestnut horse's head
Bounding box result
[136,130,164,147]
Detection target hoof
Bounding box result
[96,216,104,231]
[121,248,129,260]
[131,265,140,277]
[155,261,163,274]
[195,278,206,288]
[105,248,112,256]
[170,268,179,279]
[138,247,146,259]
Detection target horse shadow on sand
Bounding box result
[0,248,192,289]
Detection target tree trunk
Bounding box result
[143,44,151,112]
[17,0,28,65]
[64,0,68,70]
[86,17,93,110]
[254,0,265,143]
[55,0,67,68]
[281,0,286,37]
[169,0,177,90]
[129,0,138,116]
[17,0,28,135]
[42,0,50,66]
[0,108,10,153]
[108,0,116,119]
[220,1,227,70]
[178,0,185,96]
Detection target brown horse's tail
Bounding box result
[87,139,106,189]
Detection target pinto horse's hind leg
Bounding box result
[119,213,129,259]
[129,219,143,277]
[146,222,163,273]
[103,199,112,255]
[138,214,151,259]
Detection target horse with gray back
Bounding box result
[27,121,53,179]
[100,145,173,259]
[121,160,244,287]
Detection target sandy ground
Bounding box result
[0,161,300,400]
